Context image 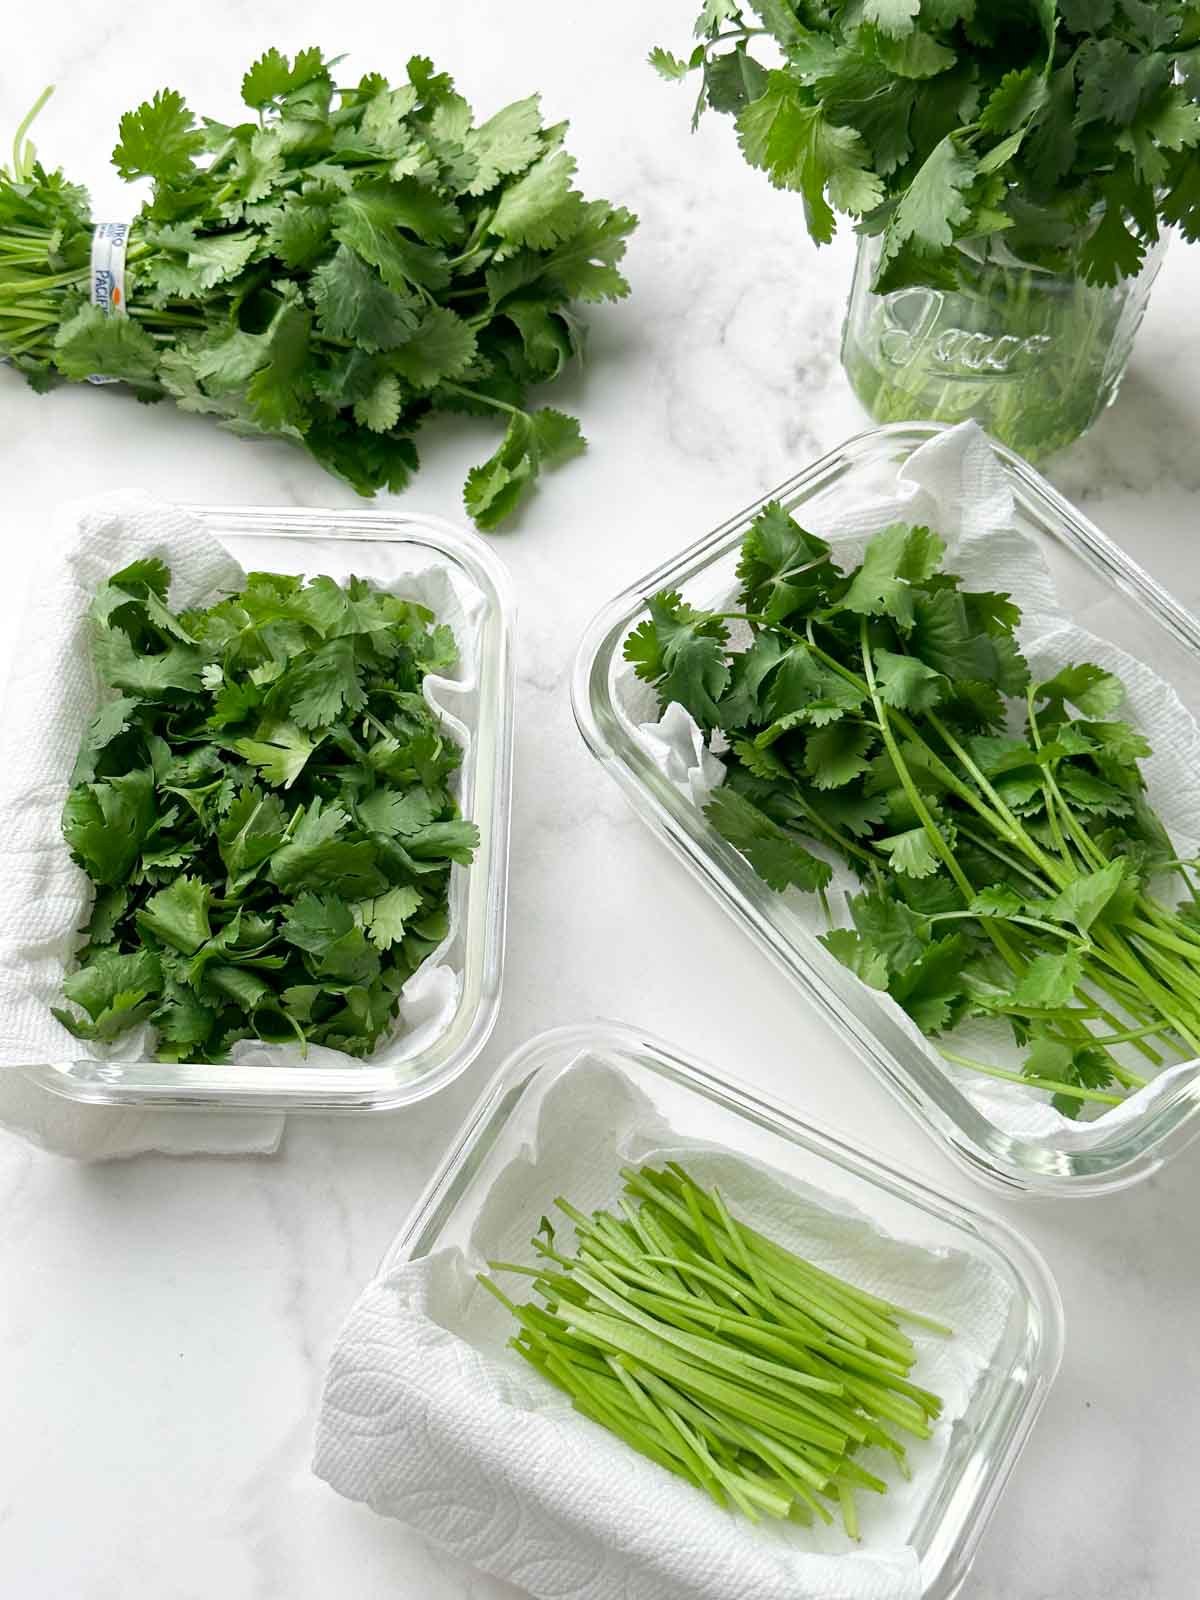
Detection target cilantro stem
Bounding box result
[487,1162,948,1525]
[8,85,55,180]
[939,1050,1125,1105]
[439,379,522,417]
[859,619,1025,979]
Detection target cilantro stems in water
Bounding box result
[656,4,1200,460]
[54,559,478,1063]
[626,502,1200,1117]
[0,50,637,528]
[484,1162,950,1535]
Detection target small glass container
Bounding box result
[24,506,515,1112]
[573,423,1200,1195]
[840,231,1169,461]
[387,1020,1064,1600]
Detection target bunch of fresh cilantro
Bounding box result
[654,1,1200,292]
[0,49,637,528]
[626,501,1200,1115]
[54,558,478,1063]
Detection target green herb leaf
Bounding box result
[704,786,833,892]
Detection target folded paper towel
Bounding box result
[314,1050,1014,1600]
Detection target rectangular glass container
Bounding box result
[25,506,514,1111]
[387,1020,1063,1600]
[572,423,1200,1195]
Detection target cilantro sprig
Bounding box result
[484,1161,951,1536]
[0,51,637,528]
[54,559,477,1063]
[627,501,1200,1117]
[656,2,1200,292]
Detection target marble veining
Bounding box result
[2,3,1199,1596]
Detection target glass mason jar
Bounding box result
[840,228,1169,461]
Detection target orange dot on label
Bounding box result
[112,287,121,306]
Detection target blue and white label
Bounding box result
[87,221,132,386]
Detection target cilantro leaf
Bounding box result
[55,948,162,1041]
[849,890,927,969]
[267,799,384,895]
[877,825,942,879]
[361,885,424,949]
[890,933,968,1032]
[881,135,976,267]
[136,876,213,955]
[1035,663,1125,718]
[1011,949,1085,1009]
[803,722,875,789]
[704,786,833,892]
[1039,859,1127,932]
[863,0,921,38]
[234,722,320,788]
[491,151,583,250]
[970,884,1023,917]
[463,408,586,531]
[241,46,329,109]
[357,786,441,837]
[736,502,837,622]
[842,523,944,628]
[873,649,947,712]
[464,96,545,194]
[310,245,422,351]
[629,591,731,726]
[649,46,694,81]
[736,72,883,242]
[762,645,864,731]
[112,89,203,182]
[218,786,288,881]
[720,633,786,728]
[54,305,161,388]
[390,306,477,388]
[146,225,258,297]
[820,927,889,988]
[62,774,155,886]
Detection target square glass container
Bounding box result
[572,423,1200,1195]
[26,506,514,1112]
[386,1020,1063,1600]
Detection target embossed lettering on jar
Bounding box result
[841,231,1168,461]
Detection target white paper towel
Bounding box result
[0,490,484,1158]
[314,1050,1015,1600]
[613,423,1200,1150]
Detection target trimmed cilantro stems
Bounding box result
[481,1162,951,1537]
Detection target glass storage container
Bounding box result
[572,423,1200,1195]
[387,1020,1064,1600]
[23,506,514,1112]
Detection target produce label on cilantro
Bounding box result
[625,499,1200,1123]
[0,50,637,527]
[54,560,478,1065]
[86,221,132,386]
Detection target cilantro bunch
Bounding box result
[626,502,1200,1115]
[0,50,637,528]
[484,1161,950,1536]
[54,559,478,1063]
[654,1,1200,292]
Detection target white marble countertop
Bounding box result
[2,4,1199,1596]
